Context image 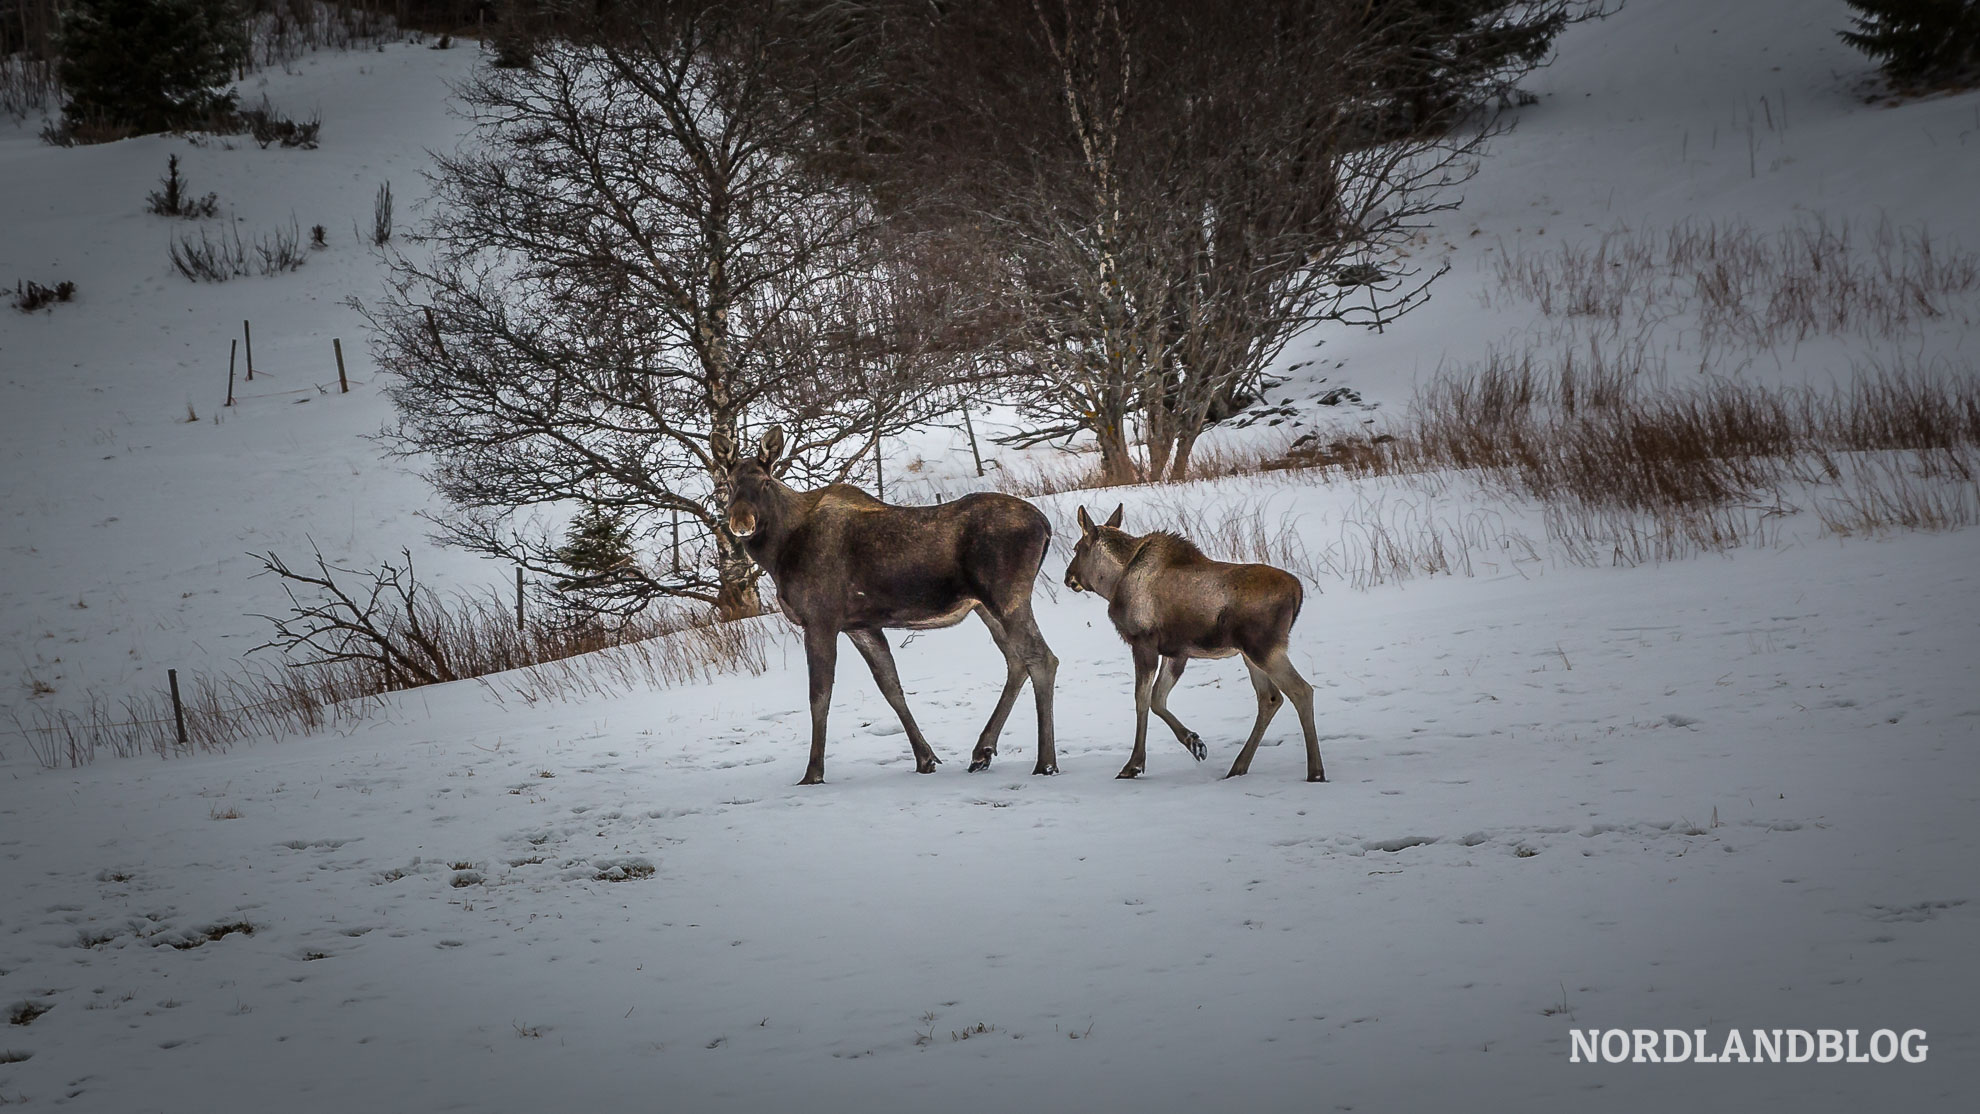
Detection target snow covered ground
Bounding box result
[4,1,1979,1110]
[3,525,1975,1111]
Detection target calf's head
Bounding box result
[1064,503,1126,595]
[715,426,788,539]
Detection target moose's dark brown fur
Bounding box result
[1064,504,1325,782]
[721,427,1058,784]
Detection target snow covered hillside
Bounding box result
[3,1,1978,1110]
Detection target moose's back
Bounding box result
[775,489,1049,629]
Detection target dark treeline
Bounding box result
[10,1,1597,617]
[368,1,1597,617]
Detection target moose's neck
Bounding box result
[1085,534,1139,602]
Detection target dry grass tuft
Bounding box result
[10,584,771,769]
[1492,216,1980,357]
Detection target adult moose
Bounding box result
[719,427,1059,784]
[1064,504,1325,782]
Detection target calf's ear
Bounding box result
[1077,505,1094,535]
[758,425,786,466]
[710,431,734,464]
[1104,503,1124,529]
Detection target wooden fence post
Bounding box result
[226,339,237,407]
[333,338,348,393]
[961,398,985,477]
[242,320,255,380]
[516,567,525,631]
[168,668,187,748]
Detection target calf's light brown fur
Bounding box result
[1064,504,1324,782]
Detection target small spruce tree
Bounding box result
[57,0,247,134]
[1840,1,1980,88]
[551,504,638,622]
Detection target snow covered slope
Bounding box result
[2,525,1975,1112]
[3,1,1979,1110]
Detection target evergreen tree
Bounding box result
[552,505,637,591]
[548,503,641,627]
[57,0,247,134]
[1364,1,1585,137]
[1840,1,1980,88]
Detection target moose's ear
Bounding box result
[710,431,735,464]
[1077,505,1095,535]
[1104,503,1124,529]
[758,425,786,466]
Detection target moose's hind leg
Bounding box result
[848,629,941,774]
[1225,657,1284,779]
[967,607,1027,772]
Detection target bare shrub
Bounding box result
[170,224,249,281]
[236,96,321,149]
[170,221,306,281]
[254,220,307,275]
[0,52,59,120]
[246,0,402,70]
[13,279,76,311]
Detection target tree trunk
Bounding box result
[1166,427,1200,483]
[1094,416,1140,485]
[713,527,762,620]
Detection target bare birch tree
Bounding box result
[815,0,1591,482]
[368,2,948,618]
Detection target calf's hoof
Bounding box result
[1116,765,1142,780]
[967,756,992,773]
[1032,762,1058,776]
[797,772,825,786]
[1186,733,1206,761]
[1307,771,1327,783]
[1222,766,1248,780]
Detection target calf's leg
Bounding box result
[847,629,941,773]
[1118,643,1158,779]
[1149,654,1206,761]
[1226,658,1284,779]
[1259,646,1324,782]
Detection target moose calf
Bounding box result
[1064,504,1324,782]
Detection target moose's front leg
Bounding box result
[1118,644,1158,779]
[799,628,839,785]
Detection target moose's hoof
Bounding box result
[967,757,992,773]
[1186,733,1206,761]
[1222,767,1248,780]
[1116,766,1142,780]
[798,773,825,786]
[1307,771,1328,783]
[1032,763,1058,776]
